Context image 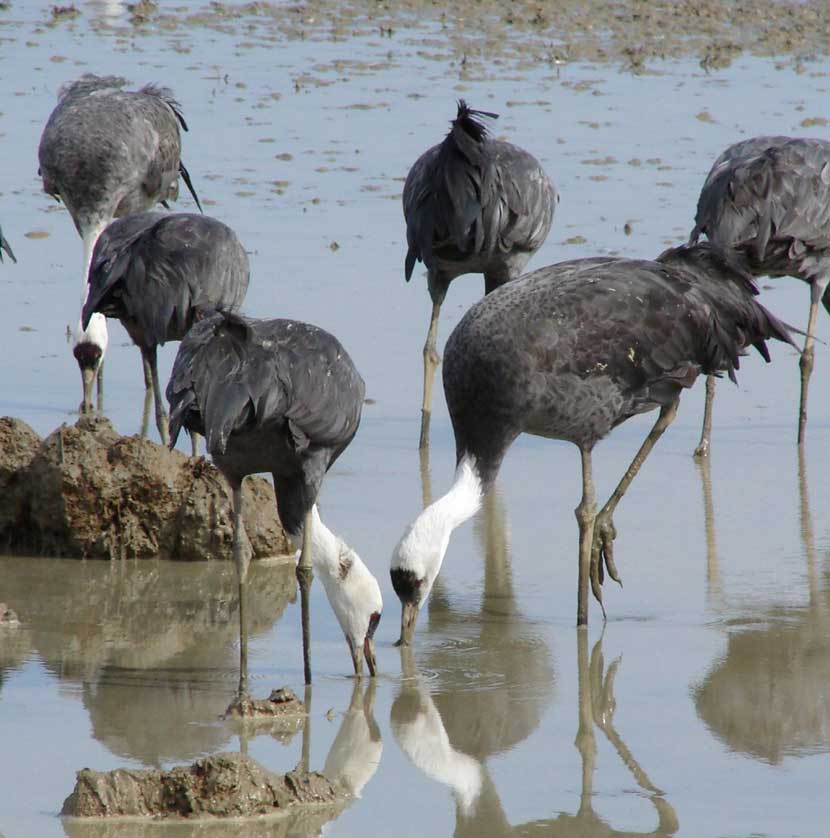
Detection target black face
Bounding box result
[390,567,422,605]
[73,341,102,371]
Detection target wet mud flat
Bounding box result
[0,415,290,560]
[81,0,830,73]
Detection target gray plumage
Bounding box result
[38,74,203,415]
[38,74,202,233]
[403,100,557,447]
[404,100,556,296]
[444,243,795,624]
[689,135,830,449]
[0,226,15,264]
[446,243,794,486]
[81,211,248,446]
[166,311,372,689]
[82,212,248,348]
[167,312,365,536]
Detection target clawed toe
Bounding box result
[590,515,622,616]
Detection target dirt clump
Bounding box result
[0,416,291,560]
[61,751,348,818]
[224,687,308,732]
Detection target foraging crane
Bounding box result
[38,74,202,413]
[391,243,795,641]
[167,311,382,698]
[403,101,557,448]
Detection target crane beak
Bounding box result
[80,367,95,414]
[364,632,377,677]
[396,601,418,647]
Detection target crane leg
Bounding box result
[190,432,201,458]
[576,445,598,627]
[590,399,679,612]
[232,484,251,703]
[797,275,829,445]
[140,352,152,438]
[693,374,716,459]
[141,346,170,446]
[297,509,314,685]
[419,301,442,450]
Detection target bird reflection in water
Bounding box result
[393,634,678,837]
[0,558,296,766]
[693,448,830,764]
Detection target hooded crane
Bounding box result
[689,136,830,454]
[167,311,382,699]
[82,211,248,450]
[0,226,15,264]
[391,243,796,642]
[403,101,557,449]
[38,74,202,414]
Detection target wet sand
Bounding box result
[1,1,830,837]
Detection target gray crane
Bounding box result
[689,135,830,454]
[391,243,795,641]
[167,311,382,699]
[38,74,202,413]
[403,101,557,449]
[81,211,248,450]
[0,226,15,263]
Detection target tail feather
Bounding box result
[178,161,203,213]
[658,242,799,379]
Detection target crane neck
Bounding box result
[308,505,353,578]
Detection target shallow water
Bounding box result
[2,2,830,837]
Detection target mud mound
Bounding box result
[0,416,291,560]
[61,752,348,818]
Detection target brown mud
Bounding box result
[61,751,348,819]
[223,687,308,732]
[82,0,830,73]
[0,416,291,561]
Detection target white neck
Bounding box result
[80,222,106,304]
[309,504,347,575]
[394,456,483,576]
[74,223,109,349]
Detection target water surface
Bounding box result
[1,2,830,836]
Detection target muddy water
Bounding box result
[2,1,830,836]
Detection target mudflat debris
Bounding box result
[0,416,291,560]
[61,752,348,818]
[224,687,308,730]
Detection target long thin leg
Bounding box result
[693,374,716,459]
[190,431,201,458]
[140,350,153,438]
[96,361,104,413]
[140,389,152,439]
[575,445,597,627]
[232,484,250,701]
[419,301,442,450]
[297,508,314,685]
[142,346,170,446]
[797,275,829,445]
[574,628,597,816]
[590,400,679,610]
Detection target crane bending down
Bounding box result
[391,243,796,641]
[689,136,830,454]
[82,211,249,450]
[403,101,557,449]
[0,226,15,263]
[38,74,202,413]
[167,311,382,697]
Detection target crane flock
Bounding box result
[9,78,825,698]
